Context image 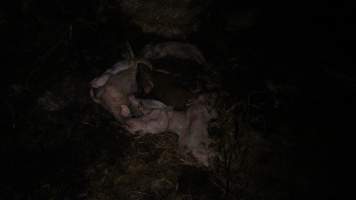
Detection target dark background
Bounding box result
[1,0,354,199]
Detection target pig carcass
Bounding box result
[125,96,216,166]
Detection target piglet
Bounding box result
[125,96,216,166]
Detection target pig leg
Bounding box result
[178,104,213,166]
[179,120,212,166]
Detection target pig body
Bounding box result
[89,45,215,166]
[125,96,215,166]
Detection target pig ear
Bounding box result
[90,74,110,88]
[120,105,131,117]
[136,63,154,95]
[90,89,102,104]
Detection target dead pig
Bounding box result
[125,96,216,166]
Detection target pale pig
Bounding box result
[125,96,215,166]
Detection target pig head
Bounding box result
[90,59,152,122]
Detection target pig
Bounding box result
[125,95,216,166]
[90,59,152,122]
